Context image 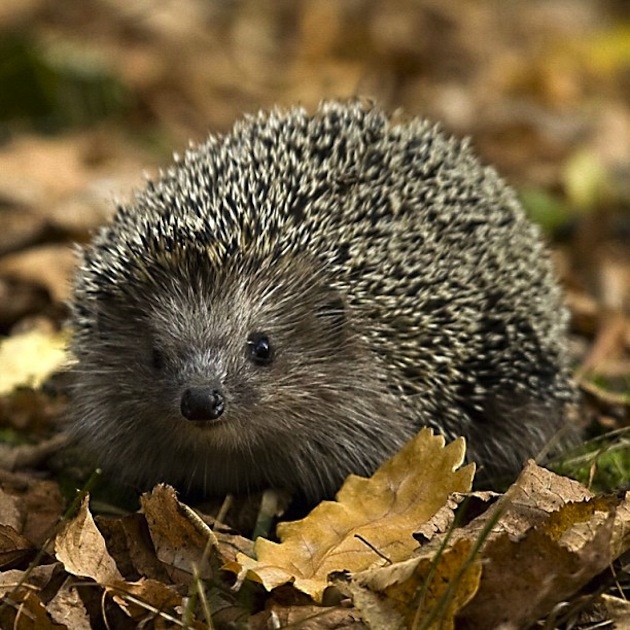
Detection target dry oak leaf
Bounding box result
[414,490,499,544]
[453,460,597,546]
[54,494,122,584]
[455,465,630,628]
[231,428,475,602]
[457,505,617,628]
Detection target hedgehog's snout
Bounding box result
[180,386,225,421]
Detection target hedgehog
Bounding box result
[69,100,576,502]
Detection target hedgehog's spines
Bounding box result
[70,100,576,500]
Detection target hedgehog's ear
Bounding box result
[315,290,347,338]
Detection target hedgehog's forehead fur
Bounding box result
[108,250,348,347]
[74,100,525,339]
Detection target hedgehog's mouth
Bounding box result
[185,417,228,429]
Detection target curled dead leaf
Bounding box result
[54,494,122,584]
[141,484,219,580]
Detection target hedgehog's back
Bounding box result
[74,101,577,488]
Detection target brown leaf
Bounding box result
[95,513,172,583]
[601,594,630,626]
[457,505,616,628]
[46,577,92,630]
[232,429,474,601]
[610,491,630,556]
[414,490,499,544]
[54,494,122,583]
[0,589,65,630]
[0,562,63,597]
[464,460,595,541]
[108,578,184,624]
[141,484,219,580]
[256,602,365,629]
[0,525,36,570]
[0,564,67,629]
[453,465,630,628]
[0,488,23,530]
[0,480,64,547]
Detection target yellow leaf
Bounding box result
[584,26,630,75]
[234,428,475,601]
[0,329,67,396]
[563,149,609,211]
[348,537,481,630]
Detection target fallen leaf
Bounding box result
[0,525,36,570]
[0,564,66,629]
[347,537,481,630]
[54,494,122,584]
[95,513,173,583]
[0,470,64,558]
[457,506,616,628]
[141,485,219,581]
[0,488,23,530]
[0,589,65,630]
[414,490,499,544]
[464,460,595,541]
[453,464,630,628]
[232,429,474,601]
[601,593,630,626]
[107,578,184,623]
[46,577,91,630]
[0,329,67,396]
[257,602,363,629]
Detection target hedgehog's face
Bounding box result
[78,254,372,457]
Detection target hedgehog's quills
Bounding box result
[70,101,577,501]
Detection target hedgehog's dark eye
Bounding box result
[247,333,273,366]
[151,347,166,370]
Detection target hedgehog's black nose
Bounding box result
[180,387,225,421]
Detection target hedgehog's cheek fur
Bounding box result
[69,322,416,499]
[70,361,414,500]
